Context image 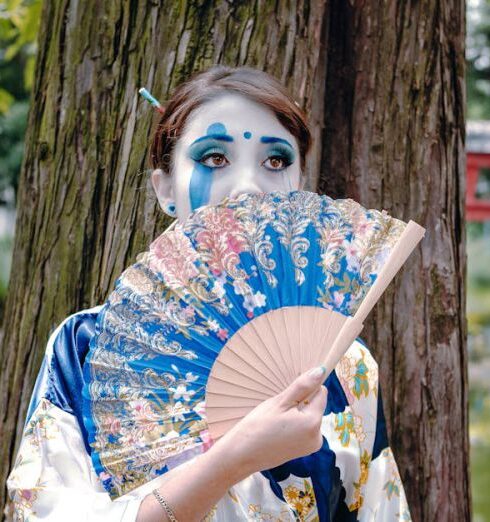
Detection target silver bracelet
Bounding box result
[152,489,179,522]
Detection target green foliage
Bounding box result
[0,0,41,201]
[0,99,28,198]
[467,222,490,377]
[467,221,486,240]
[468,236,490,289]
[470,393,490,521]
[467,230,490,332]
[471,444,490,521]
[0,1,41,312]
[0,0,42,113]
[0,86,14,112]
[2,0,42,60]
[467,0,490,120]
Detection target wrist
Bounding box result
[203,433,256,485]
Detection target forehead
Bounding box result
[180,92,296,144]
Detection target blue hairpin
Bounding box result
[138,87,165,114]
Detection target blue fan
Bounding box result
[82,190,425,499]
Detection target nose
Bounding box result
[228,167,263,199]
[229,186,264,199]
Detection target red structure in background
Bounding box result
[467,153,490,221]
[467,121,490,222]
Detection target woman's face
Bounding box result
[151,92,304,222]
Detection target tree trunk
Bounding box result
[319,1,469,521]
[0,0,328,517]
[0,0,469,520]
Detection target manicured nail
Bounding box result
[308,366,326,378]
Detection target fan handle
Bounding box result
[321,219,425,374]
[321,316,365,374]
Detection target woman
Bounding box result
[7,65,411,521]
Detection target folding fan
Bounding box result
[81,190,425,499]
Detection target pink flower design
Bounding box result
[227,234,244,253]
[194,208,248,276]
[200,429,214,451]
[183,306,196,319]
[320,226,345,246]
[20,490,33,501]
[343,239,361,271]
[217,328,229,341]
[332,291,344,307]
[105,415,121,435]
[193,401,206,418]
[343,239,358,257]
[149,232,199,286]
[353,216,375,236]
[169,384,196,402]
[129,399,161,427]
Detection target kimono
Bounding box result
[6,305,412,521]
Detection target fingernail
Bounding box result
[308,366,326,379]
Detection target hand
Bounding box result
[213,366,328,476]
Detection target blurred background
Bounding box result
[467,1,490,520]
[0,0,489,519]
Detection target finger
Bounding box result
[279,366,327,408]
[302,383,328,405]
[295,385,322,410]
[300,384,328,415]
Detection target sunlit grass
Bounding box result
[467,230,490,521]
[470,398,490,522]
[472,444,490,522]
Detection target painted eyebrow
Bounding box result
[190,133,234,145]
[260,136,294,149]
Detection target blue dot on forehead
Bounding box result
[206,122,227,134]
[243,131,252,139]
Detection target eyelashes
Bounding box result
[266,144,295,166]
[188,143,295,171]
[200,150,229,168]
[188,140,227,163]
[262,155,292,171]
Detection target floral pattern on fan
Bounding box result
[82,190,407,499]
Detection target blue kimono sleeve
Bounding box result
[6,306,144,521]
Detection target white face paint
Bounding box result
[152,92,304,222]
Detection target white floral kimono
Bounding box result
[6,305,411,521]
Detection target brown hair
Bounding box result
[149,65,312,175]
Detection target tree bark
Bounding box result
[0,0,328,517]
[0,0,469,520]
[319,1,469,521]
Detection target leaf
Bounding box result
[3,0,42,60]
[0,87,15,114]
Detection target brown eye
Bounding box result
[263,156,287,171]
[201,153,229,168]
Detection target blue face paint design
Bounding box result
[260,136,294,149]
[191,133,234,145]
[188,122,233,211]
[260,136,296,169]
[189,162,214,211]
[243,131,252,139]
